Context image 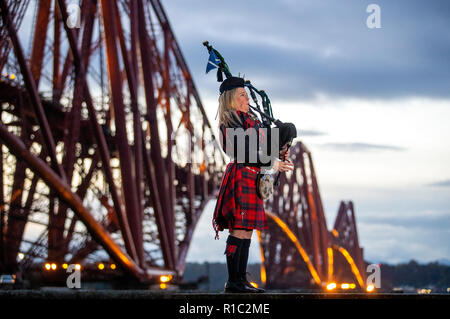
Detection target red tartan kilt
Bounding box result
[213,163,267,235]
[235,166,267,229]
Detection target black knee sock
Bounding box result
[239,239,251,281]
[224,235,243,282]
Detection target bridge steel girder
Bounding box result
[0,0,226,281]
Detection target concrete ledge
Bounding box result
[2,290,448,317]
[0,289,449,300]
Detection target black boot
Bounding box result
[224,236,255,293]
[238,239,265,293]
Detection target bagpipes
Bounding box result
[203,41,297,196]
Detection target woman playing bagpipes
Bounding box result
[212,76,297,293]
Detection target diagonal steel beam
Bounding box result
[99,0,144,268]
[141,133,175,269]
[162,25,176,257]
[112,0,144,231]
[0,0,67,182]
[307,151,330,279]
[63,154,99,252]
[29,0,51,87]
[56,0,139,263]
[112,0,174,270]
[52,0,61,103]
[53,0,98,261]
[137,0,176,269]
[0,122,145,279]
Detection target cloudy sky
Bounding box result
[159,0,450,265]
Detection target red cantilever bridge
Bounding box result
[0,0,366,290]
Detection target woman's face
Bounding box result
[233,87,250,112]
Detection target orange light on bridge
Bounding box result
[250,282,258,288]
[110,264,116,270]
[326,282,337,291]
[366,284,375,292]
[44,263,58,270]
[342,283,356,289]
[200,162,206,173]
[160,275,172,283]
[160,283,167,290]
[334,245,364,289]
[265,211,322,286]
[327,247,333,281]
[62,263,68,269]
[98,263,105,270]
[256,230,267,285]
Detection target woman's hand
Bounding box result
[273,158,294,172]
[279,159,294,172]
[275,147,293,172]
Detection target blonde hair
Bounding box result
[218,88,243,128]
